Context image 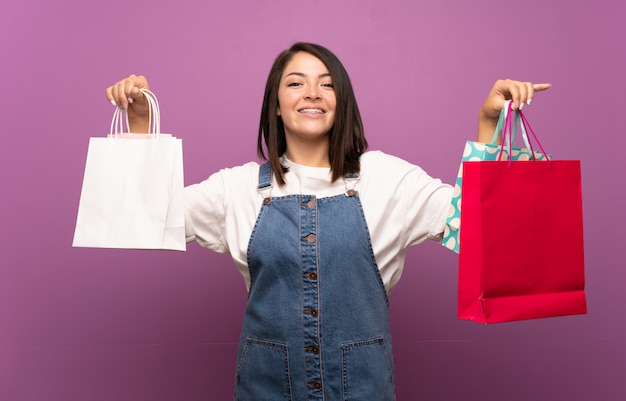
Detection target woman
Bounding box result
[107,42,550,401]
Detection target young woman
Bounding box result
[106,42,550,401]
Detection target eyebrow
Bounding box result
[284,72,332,79]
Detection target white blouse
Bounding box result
[184,150,453,293]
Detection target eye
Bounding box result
[287,82,302,87]
[322,83,334,88]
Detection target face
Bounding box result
[277,52,337,144]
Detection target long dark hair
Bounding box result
[257,42,367,186]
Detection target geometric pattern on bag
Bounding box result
[442,141,549,253]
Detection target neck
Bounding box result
[284,138,330,168]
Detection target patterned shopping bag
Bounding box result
[442,101,549,253]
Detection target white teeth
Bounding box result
[300,109,324,114]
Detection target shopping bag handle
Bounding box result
[498,101,551,168]
[490,100,530,149]
[109,88,161,137]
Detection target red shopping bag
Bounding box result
[458,106,586,323]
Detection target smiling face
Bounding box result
[277,51,337,147]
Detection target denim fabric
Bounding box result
[234,163,396,401]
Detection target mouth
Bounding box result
[298,108,326,115]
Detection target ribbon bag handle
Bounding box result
[491,100,530,149]
[490,100,509,145]
[109,88,161,137]
[498,101,551,168]
[519,106,551,166]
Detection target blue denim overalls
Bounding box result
[234,162,396,401]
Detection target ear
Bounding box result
[276,104,281,116]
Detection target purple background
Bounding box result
[1,0,624,400]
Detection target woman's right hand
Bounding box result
[105,74,151,133]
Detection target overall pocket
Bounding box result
[235,338,292,401]
[341,337,395,401]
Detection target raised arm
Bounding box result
[477,79,551,143]
[106,74,151,133]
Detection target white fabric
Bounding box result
[184,150,453,293]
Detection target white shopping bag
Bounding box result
[73,89,186,251]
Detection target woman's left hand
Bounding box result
[477,79,551,143]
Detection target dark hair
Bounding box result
[257,42,367,186]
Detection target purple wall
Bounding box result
[1,0,624,400]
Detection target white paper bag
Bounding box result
[73,89,186,251]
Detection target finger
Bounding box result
[517,82,530,110]
[505,82,521,110]
[523,82,534,107]
[527,83,551,106]
[105,86,117,106]
[114,81,129,110]
[532,83,552,93]
[105,75,149,109]
[123,79,138,106]
[110,84,123,108]
[125,75,150,107]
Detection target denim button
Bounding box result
[302,272,317,280]
[346,189,356,197]
[304,308,318,317]
[301,234,316,243]
[262,197,271,205]
[307,382,322,390]
[300,199,316,208]
[305,345,320,354]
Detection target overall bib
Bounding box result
[235,163,396,401]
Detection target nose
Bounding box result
[304,85,321,100]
